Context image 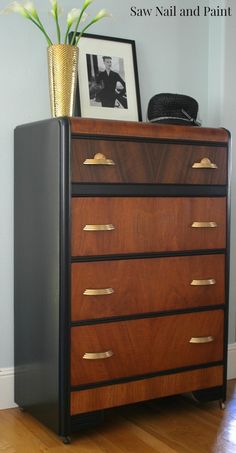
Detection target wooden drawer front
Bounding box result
[71,139,227,184]
[71,254,225,321]
[71,310,224,386]
[71,197,226,257]
[71,365,223,415]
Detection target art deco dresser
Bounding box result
[14,117,230,442]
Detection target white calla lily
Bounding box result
[49,0,57,10]
[82,0,94,8]
[74,8,111,45]
[49,0,61,43]
[49,1,57,19]
[67,8,81,26]
[1,0,112,46]
[94,9,112,21]
[49,0,62,16]
[65,9,88,43]
[23,1,37,18]
[1,1,29,17]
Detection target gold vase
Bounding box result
[47,44,79,117]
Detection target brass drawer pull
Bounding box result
[192,158,218,169]
[191,221,218,228]
[83,153,115,166]
[189,336,215,344]
[83,224,115,231]
[83,350,114,360]
[83,288,114,296]
[191,279,216,286]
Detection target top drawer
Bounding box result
[71,139,227,185]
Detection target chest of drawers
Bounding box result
[14,118,230,442]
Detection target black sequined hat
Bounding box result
[147,93,200,126]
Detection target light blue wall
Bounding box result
[0,0,234,368]
[221,5,236,344]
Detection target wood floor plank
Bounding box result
[91,414,177,453]
[0,381,235,452]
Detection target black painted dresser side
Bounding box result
[14,118,71,436]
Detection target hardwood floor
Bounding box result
[0,381,235,452]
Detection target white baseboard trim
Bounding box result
[0,368,17,410]
[1,344,236,410]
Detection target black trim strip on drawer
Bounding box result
[70,361,224,392]
[71,184,227,197]
[71,249,226,263]
[71,134,228,148]
[70,305,225,327]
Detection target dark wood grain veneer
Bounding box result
[71,310,224,386]
[70,118,229,143]
[70,365,223,415]
[71,254,225,321]
[71,139,227,185]
[71,197,226,257]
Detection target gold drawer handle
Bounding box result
[83,153,115,166]
[191,279,216,286]
[83,288,114,296]
[83,350,114,360]
[191,221,218,228]
[83,224,115,231]
[192,158,218,169]
[189,336,215,344]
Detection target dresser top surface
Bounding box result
[15,117,230,145]
[69,117,230,144]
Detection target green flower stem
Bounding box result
[71,4,90,46]
[27,15,53,45]
[54,10,61,43]
[64,24,71,44]
[75,17,98,45]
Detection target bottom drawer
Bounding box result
[71,310,224,386]
[70,365,223,415]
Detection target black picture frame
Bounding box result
[70,33,142,121]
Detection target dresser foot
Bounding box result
[219,400,226,410]
[62,436,71,444]
[192,386,224,403]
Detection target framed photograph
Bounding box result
[73,33,142,121]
